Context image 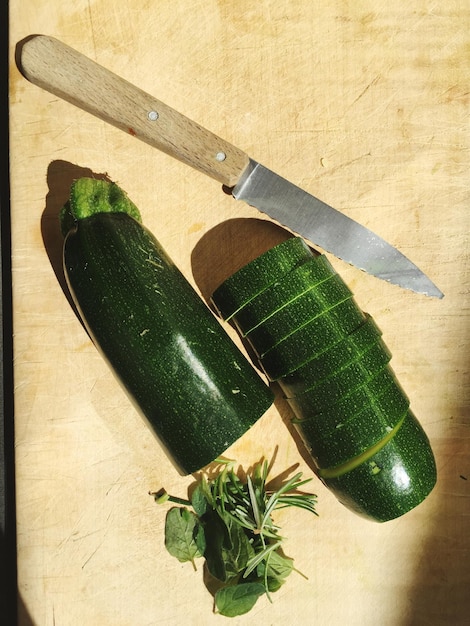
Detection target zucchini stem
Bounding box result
[60,178,142,236]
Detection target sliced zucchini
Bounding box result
[210,235,437,521]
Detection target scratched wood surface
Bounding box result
[9,2,469,625]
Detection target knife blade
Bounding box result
[18,35,443,298]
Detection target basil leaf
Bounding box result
[258,550,294,580]
[215,583,266,617]
[191,483,209,517]
[202,509,228,581]
[221,517,255,581]
[255,550,294,592]
[164,507,205,567]
[204,512,254,583]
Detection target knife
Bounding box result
[18,35,443,298]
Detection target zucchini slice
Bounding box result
[236,253,339,326]
[279,338,392,400]
[211,236,313,320]
[61,178,273,474]
[320,410,437,522]
[260,313,382,381]
[246,292,365,356]
[294,381,410,468]
[233,270,353,337]
[287,364,401,424]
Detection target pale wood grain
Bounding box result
[9,2,470,625]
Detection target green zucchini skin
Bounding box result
[279,338,392,401]
[287,364,403,429]
[321,410,436,522]
[233,270,353,338]
[294,380,410,468]
[246,294,365,357]
[211,237,437,521]
[260,313,382,382]
[211,236,313,320]
[62,185,273,475]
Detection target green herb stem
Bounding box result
[150,489,191,507]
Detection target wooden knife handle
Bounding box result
[19,35,249,187]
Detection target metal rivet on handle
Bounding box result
[215,152,226,162]
[148,110,159,121]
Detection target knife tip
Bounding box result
[427,288,445,299]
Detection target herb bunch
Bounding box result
[152,457,318,617]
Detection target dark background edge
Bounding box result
[1,1,18,624]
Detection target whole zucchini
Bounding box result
[211,237,436,521]
[60,178,273,474]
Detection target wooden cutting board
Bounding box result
[9,2,469,625]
